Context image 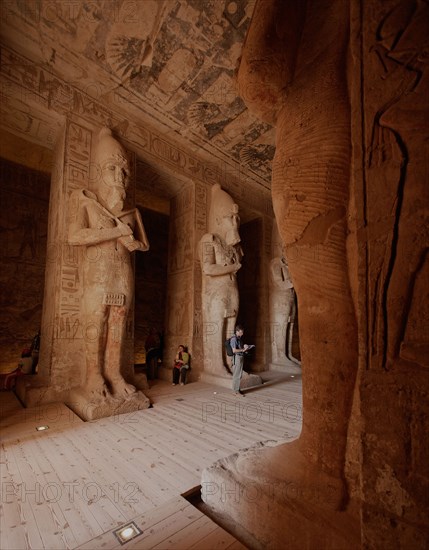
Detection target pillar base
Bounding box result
[16,374,150,421]
[201,442,361,549]
[15,375,69,407]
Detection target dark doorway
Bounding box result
[236,217,263,371]
[134,208,169,375]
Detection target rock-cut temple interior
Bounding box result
[0,1,428,549]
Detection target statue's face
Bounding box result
[222,210,240,246]
[97,150,130,214]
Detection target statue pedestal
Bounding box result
[16,376,69,408]
[16,376,150,421]
[66,387,150,421]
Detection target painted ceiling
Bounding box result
[0,0,275,197]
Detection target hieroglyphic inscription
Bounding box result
[264,217,273,258]
[169,213,193,275]
[195,182,207,233]
[57,121,92,334]
[66,122,92,192]
[0,47,113,126]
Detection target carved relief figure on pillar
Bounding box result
[367,0,429,368]
[199,184,243,376]
[68,127,149,401]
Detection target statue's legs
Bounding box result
[271,300,291,364]
[83,308,109,397]
[232,84,358,508]
[203,284,237,376]
[103,305,136,397]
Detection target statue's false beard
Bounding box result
[225,228,240,246]
[102,187,125,214]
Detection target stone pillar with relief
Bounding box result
[159,184,196,382]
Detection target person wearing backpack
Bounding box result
[229,325,250,396]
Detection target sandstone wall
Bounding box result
[353,0,429,544]
[0,158,49,372]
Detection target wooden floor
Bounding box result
[0,372,302,549]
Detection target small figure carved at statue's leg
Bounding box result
[224,315,236,373]
[286,290,301,365]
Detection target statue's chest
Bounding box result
[97,212,116,229]
[85,206,116,229]
[213,241,236,265]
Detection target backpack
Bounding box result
[225,338,233,357]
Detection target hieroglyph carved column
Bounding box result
[162,184,197,380]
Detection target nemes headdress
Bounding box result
[94,127,128,168]
[208,184,239,232]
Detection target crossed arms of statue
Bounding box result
[200,233,242,277]
[68,190,149,252]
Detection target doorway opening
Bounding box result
[134,207,169,380]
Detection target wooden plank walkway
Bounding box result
[0,372,302,549]
[77,494,246,550]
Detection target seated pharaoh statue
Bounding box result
[68,127,149,414]
[199,184,243,376]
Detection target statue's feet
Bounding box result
[86,373,109,399]
[111,378,136,398]
[232,440,348,511]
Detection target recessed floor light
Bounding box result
[36,425,49,431]
[113,522,142,545]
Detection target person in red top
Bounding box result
[172,345,190,386]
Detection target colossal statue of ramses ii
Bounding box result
[68,127,149,400]
[199,184,243,375]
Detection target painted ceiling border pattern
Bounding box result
[0,45,273,218]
